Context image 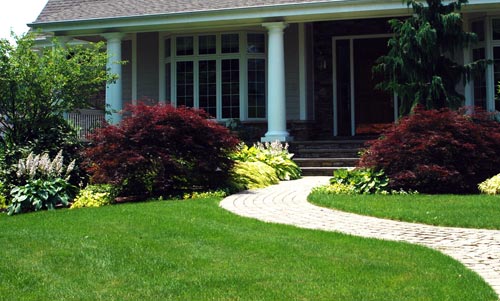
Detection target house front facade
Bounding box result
[30,0,500,141]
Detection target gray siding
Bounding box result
[284,23,300,120]
[137,32,159,102]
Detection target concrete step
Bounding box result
[290,140,368,150]
[294,157,359,168]
[300,166,354,177]
[292,148,360,158]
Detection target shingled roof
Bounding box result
[33,0,333,24]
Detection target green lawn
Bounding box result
[0,198,497,300]
[309,192,500,229]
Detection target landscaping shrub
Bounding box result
[0,34,109,189]
[0,182,7,211]
[7,151,77,215]
[182,190,228,200]
[71,184,117,209]
[330,168,389,194]
[228,161,279,191]
[231,142,301,181]
[358,107,500,193]
[311,182,355,195]
[83,104,239,198]
[478,174,500,195]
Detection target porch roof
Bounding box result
[29,0,500,36]
[33,0,336,23]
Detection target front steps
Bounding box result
[290,140,368,176]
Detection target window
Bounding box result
[494,47,500,109]
[493,19,500,41]
[471,20,486,109]
[176,61,194,107]
[222,34,239,53]
[222,59,240,118]
[176,37,194,56]
[165,63,171,103]
[472,21,485,42]
[248,59,266,118]
[199,60,217,117]
[247,34,265,53]
[166,32,266,120]
[165,38,171,57]
[199,35,216,55]
[473,48,486,109]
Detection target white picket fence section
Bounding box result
[65,109,105,140]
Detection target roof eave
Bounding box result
[29,0,500,36]
[29,0,410,35]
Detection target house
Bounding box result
[29,0,500,141]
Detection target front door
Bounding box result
[333,35,396,136]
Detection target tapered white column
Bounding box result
[103,33,124,124]
[261,22,292,142]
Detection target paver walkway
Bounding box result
[220,176,500,297]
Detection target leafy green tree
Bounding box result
[374,0,485,115]
[0,33,115,185]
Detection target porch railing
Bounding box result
[65,109,105,140]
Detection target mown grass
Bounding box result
[309,192,500,229]
[0,198,497,300]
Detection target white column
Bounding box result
[261,22,292,142]
[103,33,125,124]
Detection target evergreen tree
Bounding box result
[374,0,485,115]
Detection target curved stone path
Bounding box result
[220,177,500,297]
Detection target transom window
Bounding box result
[165,32,266,120]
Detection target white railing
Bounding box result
[65,109,105,140]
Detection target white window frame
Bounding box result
[160,31,267,121]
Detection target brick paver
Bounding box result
[220,177,500,297]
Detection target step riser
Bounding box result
[290,145,364,152]
[293,152,359,159]
[301,169,336,177]
[296,160,358,168]
[290,140,368,150]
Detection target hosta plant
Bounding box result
[228,161,279,191]
[16,150,75,183]
[231,141,301,181]
[8,178,76,215]
[330,168,389,194]
[7,151,76,215]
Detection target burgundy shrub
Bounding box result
[358,107,500,194]
[83,103,240,197]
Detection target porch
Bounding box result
[55,11,500,143]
